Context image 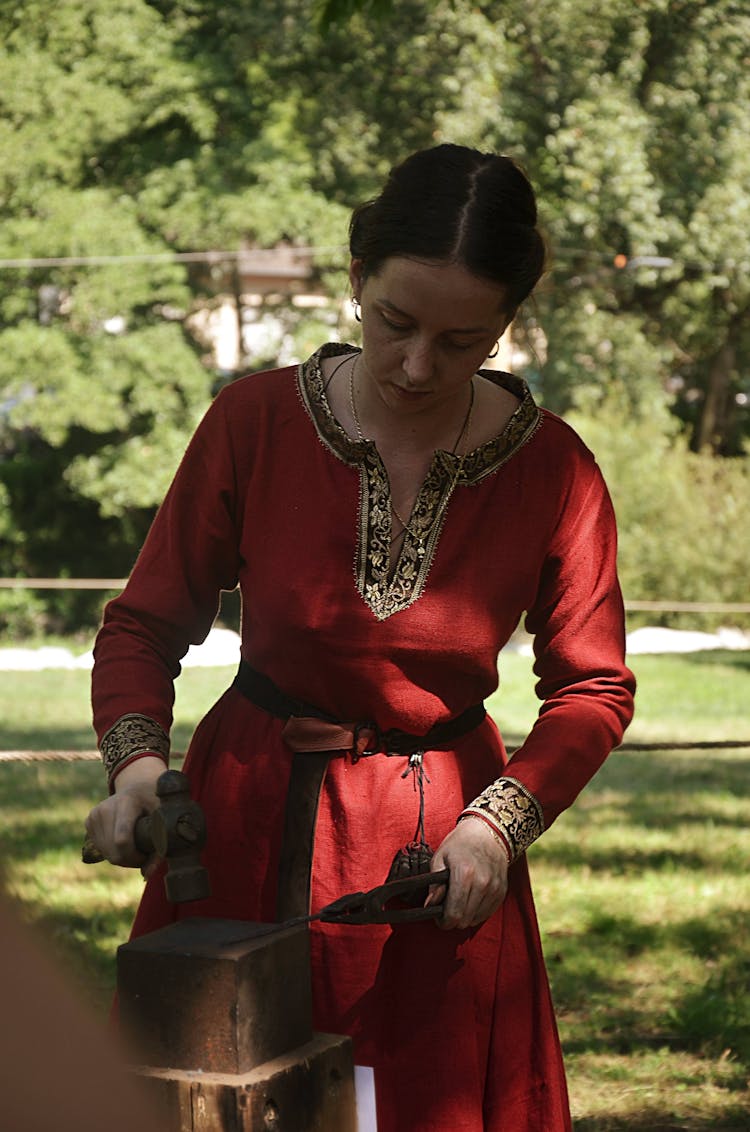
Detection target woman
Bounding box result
[87,144,635,1131]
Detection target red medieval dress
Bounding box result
[92,343,635,1132]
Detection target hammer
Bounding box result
[82,770,210,904]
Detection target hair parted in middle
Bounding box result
[349,143,546,312]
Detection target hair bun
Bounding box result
[349,143,545,307]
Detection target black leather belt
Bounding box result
[232,659,486,757]
[232,659,486,919]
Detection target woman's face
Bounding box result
[350,256,513,417]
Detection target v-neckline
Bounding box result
[297,343,543,620]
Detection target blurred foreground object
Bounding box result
[0,891,161,1132]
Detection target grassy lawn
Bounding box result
[1,648,749,1129]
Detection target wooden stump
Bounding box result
[118,918,357,1132]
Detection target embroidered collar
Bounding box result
[297,343,542,619]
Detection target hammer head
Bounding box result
[164,862,211,904]
[136,770,211,904]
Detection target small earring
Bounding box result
[352,297,362,323]
[488,341,500,359]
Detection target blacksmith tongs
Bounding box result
[313,868,450,925]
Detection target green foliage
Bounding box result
[312,0,395,31]
[1,0,749,633]
[0,0,488,633]
[0,590,48,639]
[0,1,219,629]
[63,324,212,513]
[568,394,750,619]
[438,0,750,455]
[540,300,673,417]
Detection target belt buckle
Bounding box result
[351,720,380,763]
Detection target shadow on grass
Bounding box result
[2,815,89,859]
[546,905,750,1065]
[0,761,102,810]
[574,749,750,830]
[0,722,198,756]
[596,748,750,790]
[542,841,743,874]
[533,748,750,877]
[2,744,749,1121]
[676,649,750,673]
[573,1115,750,1131]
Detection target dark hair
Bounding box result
[349,143,545,311]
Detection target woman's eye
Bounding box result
[377,312,479,351]
[380,313,411,333]
[444,338,478,352]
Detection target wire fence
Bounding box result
[0,578,129,590]
[2,577,750,614]
[2,580,748,762]
[2,739,749,764]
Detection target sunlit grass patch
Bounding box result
[623,651,750,744]
[568,1047,748,1130]
[492,648,750,746]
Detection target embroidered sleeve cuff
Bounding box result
[100,713,170,788]
[457,810,512,863]
[460,776,545,862]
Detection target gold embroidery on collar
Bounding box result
[298,345,542,621]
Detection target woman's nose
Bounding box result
[402,340,435,385]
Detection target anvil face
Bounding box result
[118,918,312,1074]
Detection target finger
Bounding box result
[443,868,499,930]
[425,850,446,908]
[84,799,109,840]
[466,879,507,927]
[83,809,110,860]
[113,798,144,846]
[140,855,160,881]
[424,882,447,908]
[440,877,473,930]
[84,796,146,868]
[467,896,497,928]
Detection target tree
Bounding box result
[435,0,750,454]
[0,0,478,629]
[2,0,748,633]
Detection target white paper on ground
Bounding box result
[354,1064,378,1132]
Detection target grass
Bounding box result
[532,744,750,1129]
[489,647,750,747]
[1,647,749,1128]
[3,647,747,753]
[0,665,235,753]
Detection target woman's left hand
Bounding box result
[426,817,510,930]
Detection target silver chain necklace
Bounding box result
[348,357,475,542]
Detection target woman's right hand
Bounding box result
[84,756,166,871]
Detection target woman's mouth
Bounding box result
[392,385,432,402]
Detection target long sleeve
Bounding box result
[91,386,243,759]
[462,432,635,857]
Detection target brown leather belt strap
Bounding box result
[276,751,330,921]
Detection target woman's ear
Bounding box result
[497,307,517,339]
[348,258,364,301]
